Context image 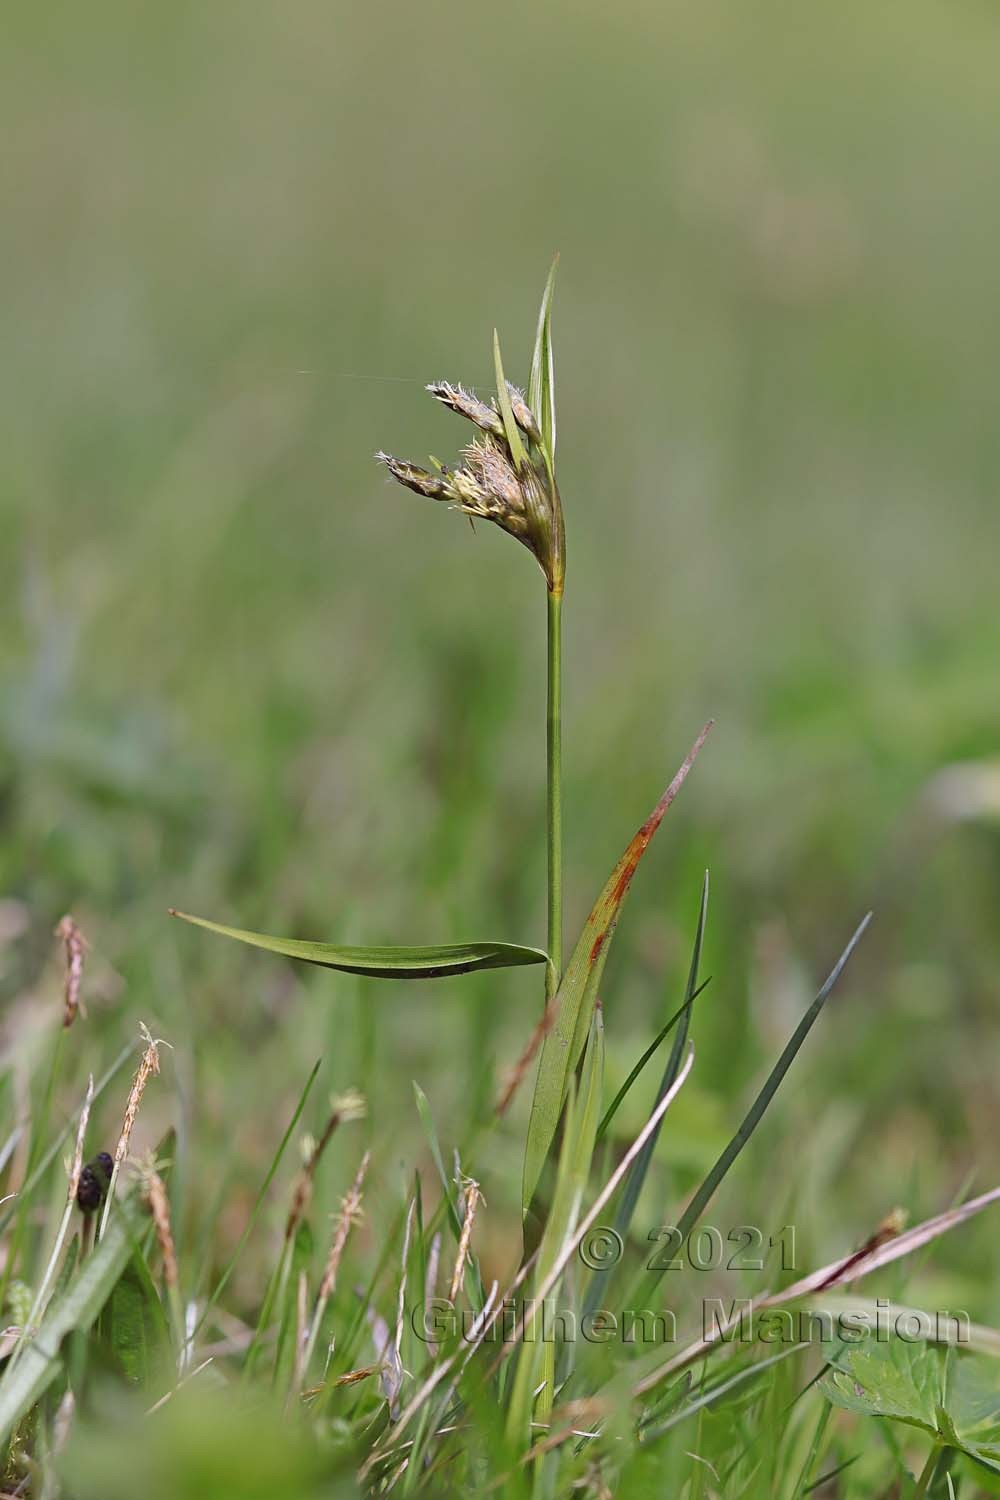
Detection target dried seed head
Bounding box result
[448,1173,483,1304]
[284,1089,367,1244]
[55,915,88,1028]
[426,382,505,439]
[142,1162,179,1289]
[318,1149,371,1302]
[505,383,542,443]
[378,350,564,592]
[114,1025,161,1172]
[377,313,563,588]
[374,453,448,500]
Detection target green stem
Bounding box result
[546,588,563,998]
[913,1446,942,1499]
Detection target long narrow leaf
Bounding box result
[193,1059,321,1339]
[492,330,527,471]
[584,873,709,1319]
[528,256,558,463]
[632,1182,1000,1399]
[634,911,871,1306]
[639,1344,801,1444]
[596,976,712,1144]
[522,722,712,1216]
[507,1013,605,1444]
[614,872,709,1226]
[0,1197,146,1445]
[171,911,547,979]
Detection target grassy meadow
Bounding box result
[1,1,999,1493]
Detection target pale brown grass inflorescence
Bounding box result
[285,1089,366,1246]
[448,1174,483,1304]
[98,1023,168,1241]
[298,1148,372,1386]
[54,915,88,1028]
[319,1148,371,1303]
[142,1162,178,1290]
[377,369,564,592]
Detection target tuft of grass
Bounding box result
[1,272,997,1500]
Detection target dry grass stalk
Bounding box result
[290,1269,310,1399]
[448,1175,483,1304]
[144,1165,178,1290]
[395,1197,416,1367]
[319,1148,371,1303]
[54,915,88,1028]
[495,992,561,1117]
[284,1089,365,1244]
[14,1075,95,1359]
[299,1148,372,1386]
[98,1023,166,1241]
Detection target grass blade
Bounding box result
[412,1084,483,1310]
[192,1059,321,1339]
[492,329,527,471]
[633,1181,1000,1401]
[528,256,558,463]
[611,872,708,1217]
[0,1197,146,1446]
[584,874,709,1318]
[170,910,548,979]
[640,1344,801,1444]
[596,976,711,1144]
[522,722,712,1217]
[507,1013,605,1444]
[634,911,871,1306]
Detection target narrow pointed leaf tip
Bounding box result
[528,255,558,464]
[492,329,527,471]
[169,910,549,980]
[522,719,713,1215]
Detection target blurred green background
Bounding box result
[1,0,998,1338]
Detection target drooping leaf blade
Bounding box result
[528,255,558,463]
[522,722,712,1217]
[170,910,548,980]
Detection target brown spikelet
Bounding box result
[54,915,88,1028]
[378,348,565,593]
[144,1166,178,1289]
[319,1149,371,1303]
[426,381,505,439]
[99,1023,167,1240]
[284,1090,366,1244]
[115,1024,160,1167]
[505,382,542,442]
[448,1174,483,1304]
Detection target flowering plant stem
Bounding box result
[546,587,563,998]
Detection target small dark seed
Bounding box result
[77,1165,104,1213]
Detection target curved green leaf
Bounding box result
[170,910,549,980]
[522,722,712,1216]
